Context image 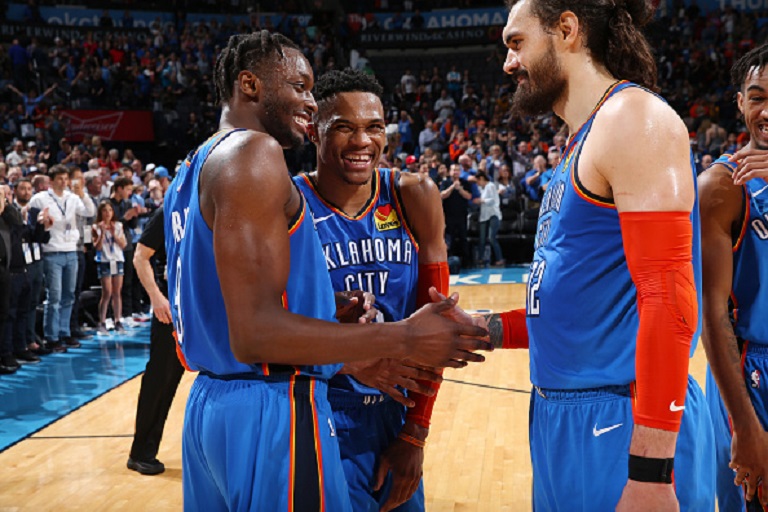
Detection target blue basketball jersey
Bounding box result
[713,154,768,345]
[294,168,419,395]
[165,129,340,378]
[527,81,703,389]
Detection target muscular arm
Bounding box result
[401,172,447,264]
[201,132,487,368]
[595,90,694,459]
[699,165,754,430]
[699,164,768,498]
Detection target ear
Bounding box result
[736,91,745,116]
[237,70,261,100]
[556,11,580,49]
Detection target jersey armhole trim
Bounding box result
[194,128,248,232]
[733,186,749,253]
[391,170,420,250]
[287,190,306,235]
[569,130,616,209]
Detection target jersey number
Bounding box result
[527,260,546,316]
[173,257,185,345]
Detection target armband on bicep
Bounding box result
[620,211,697,432]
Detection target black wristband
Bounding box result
[628,455,674,484]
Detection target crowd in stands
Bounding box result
[0,139,170,374]
[0,1,765,373]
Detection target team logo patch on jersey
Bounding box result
[374,204,401,231]
[752,369,761,389]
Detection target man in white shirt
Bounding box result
[433,89,456,121]
[29,164,96,352]
[6,140,28,167]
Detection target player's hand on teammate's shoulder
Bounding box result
[616,479,679,512]
[401,293,491,369]
[334,290,379,324]
[342,358,441,408]
[730,146,768,185]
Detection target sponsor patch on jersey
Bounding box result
[374,204,401,231]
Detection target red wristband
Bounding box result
[500,309,528,349]
[407,261,450,428]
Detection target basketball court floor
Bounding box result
[0,266,709,511]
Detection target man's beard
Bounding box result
[511,42,567,117]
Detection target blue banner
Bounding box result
[6,3,509,30]
[661,0,768,12]
[5,3,312,29]
[372,8,508,30]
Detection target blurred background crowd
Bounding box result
[0,0,763,371]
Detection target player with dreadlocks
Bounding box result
[163,30,491,511]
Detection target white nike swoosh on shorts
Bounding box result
[592,423,623,437]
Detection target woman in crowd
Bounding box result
[92,200,127,334]
[476,171,504,267]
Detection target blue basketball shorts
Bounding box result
[529,375,715,512]
[182,373,352,512]
[330,390,425,512]
[707,343,768,512]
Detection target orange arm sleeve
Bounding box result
[500,309,529,349]
[620,211,697,432]
[407,261,450,428]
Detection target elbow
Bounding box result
[228,322,273,364]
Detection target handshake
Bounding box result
[335,287,491,408]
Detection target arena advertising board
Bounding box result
[5,4,508,30]
[60,110,155,142]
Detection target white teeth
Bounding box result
[293,116,308,127]
[344,155,372,163]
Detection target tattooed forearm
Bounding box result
[482,314,504,348]
[718,311,744,369]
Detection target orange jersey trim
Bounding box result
[570,163,616,210]
[288,376,297,512]
[733,187,750,253]
[300,169,381,221]
[390,171,420,250]
[288,203,306,236]
[562,81,627,208]
[309,380,326,512]
[172,330,194,372]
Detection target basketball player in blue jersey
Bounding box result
[700,44,768,512]
[163,31,491,511]
[442,1,715,510]
[295,68,448,512]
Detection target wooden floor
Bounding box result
[0,283,709,511]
